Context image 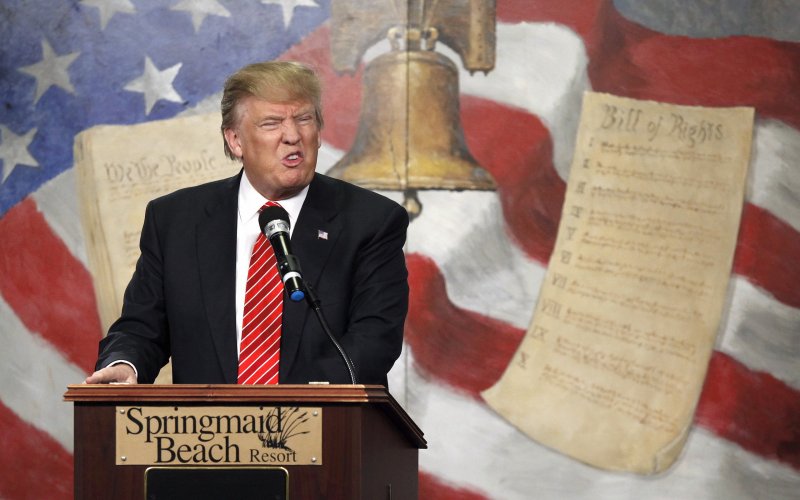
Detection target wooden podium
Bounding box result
[64,384,426,499]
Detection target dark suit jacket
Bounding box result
[96,172,409,386]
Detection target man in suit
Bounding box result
[85,61,409,386]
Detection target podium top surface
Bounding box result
[66,383,387,403]
[65,384,426,448]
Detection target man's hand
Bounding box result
[84,364,137,384]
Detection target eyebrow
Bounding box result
[259,108,314,122]
[293,108,314,118]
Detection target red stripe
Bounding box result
[696,352,800,470]
[500,0,800,129]
[419,471,490,500]
[405,255,525,395]
[0,402,72,499]
[734,204,800,308]
[497,0,606,40]
[0,198,102,374]
[585,2,800,130]
[462,95,565,264]
[405,254,800,471]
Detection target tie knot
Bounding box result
[259,200,281,212]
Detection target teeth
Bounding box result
[287,154,299,160]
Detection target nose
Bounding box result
[281,120,301,144]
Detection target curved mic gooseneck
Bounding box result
[304,284,357,385]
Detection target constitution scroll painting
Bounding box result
[482,92,754,474]
[75,113,241,333]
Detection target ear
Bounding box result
[223,128,243,158]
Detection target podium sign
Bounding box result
[116,405,323,466]
[65,384,426,500]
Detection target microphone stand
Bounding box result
[304,283,357,385]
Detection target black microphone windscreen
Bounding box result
[258,205,290,232]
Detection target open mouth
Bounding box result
[283,151,303,165]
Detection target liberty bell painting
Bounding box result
[327,0,497,217]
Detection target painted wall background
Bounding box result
[1,0,798,498]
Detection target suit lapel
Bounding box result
[196,173,241,383]
[280,174,342,379]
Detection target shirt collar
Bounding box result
[238,171,309,234]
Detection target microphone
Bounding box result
[258,205,306,302]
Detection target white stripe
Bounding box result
[31,168,89,267]
[265,370,279,384]
[401,351,800,500]
[0,295,85,452]
[240,360,268,384]
[242,291,281,333]
[240,326,280,364]
[243,281,278,314]
[406,190,546,329]
[748,118,800,233]
[245,267,280,297]
[246,248,275,283]
[244,313,281,345]
[716,276,800,389]
[456,22,590,180]
[243,278,281,315]
[242,301,281,334]
[249,237,272,263]
[240,354,279,385]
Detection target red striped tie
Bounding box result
[238,201,283,385]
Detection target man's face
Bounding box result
[224,96,321,200]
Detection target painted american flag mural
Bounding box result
[1,0,798,498]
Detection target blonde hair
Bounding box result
[220,61,323,160]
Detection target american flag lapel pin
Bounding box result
[317,229,328,240]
